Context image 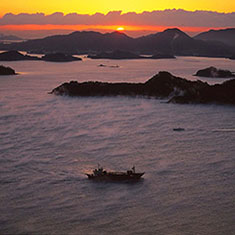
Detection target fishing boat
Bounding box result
[86,166,144,181]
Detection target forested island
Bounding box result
[51,71,235,105]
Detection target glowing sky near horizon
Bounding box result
[0,24,224,33]
[0,0,235,16]
[0,0,234,38]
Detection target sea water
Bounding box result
[0,56,235,234]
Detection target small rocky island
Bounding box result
[0,65,16,75]
[194,66,235,78]
[51,71,235,105]
[41,53,82,62]
[0,50,40,61]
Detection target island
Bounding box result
[0,65,16,75]
[41,53,82,62]
[0,51,40,61]
[151,53,176,59]
[194,66,235,78]
[88,50,144,59]
[88,50,176,60]
[51,71,235,105]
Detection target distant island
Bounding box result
[0,65,16,75]
[194,67,235,78]
[42,53,82,62]
[0,51,40,61]
[0,49,175,62]
[0,51,82,62]
[51,71,235,105]
[88,50,144,59]
[88,50,175,60]
[151,53,176,59]
[0,28,235,58]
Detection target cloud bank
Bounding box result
[0,9,235,27]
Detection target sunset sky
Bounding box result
[0,0,235,38]
[1,0,235,15]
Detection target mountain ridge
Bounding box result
[194,28,235,48]
[0,28,234,57]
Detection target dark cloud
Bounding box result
[0,9,235,27]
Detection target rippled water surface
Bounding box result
[0,57,235,234]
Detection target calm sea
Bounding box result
[0,56,235,234]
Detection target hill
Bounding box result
[0,33,22,41]
[0,31,134,54]
[0,28,234,58]
[135,28,232,56]
[194,28,235,48]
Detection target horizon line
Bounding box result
[0,25,232,40]
[0,24,229,33]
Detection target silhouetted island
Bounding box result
[0,65,16,75]
[151,53,176,59]
[88,50,176,60]
[194,66,235,78]
[88,50,144,59]
[51,71,235,105]
[41,53,82,62]
[0,51,40,61]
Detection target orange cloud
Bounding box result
[1,10,235,28]
[0,10,233,38]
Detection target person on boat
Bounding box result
[132,166,135,173]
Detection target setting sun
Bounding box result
[116,26,125,31]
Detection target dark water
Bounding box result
[0,57,235,234]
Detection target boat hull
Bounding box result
[86,172,144,182]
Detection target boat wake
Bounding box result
[213,128,235,132]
